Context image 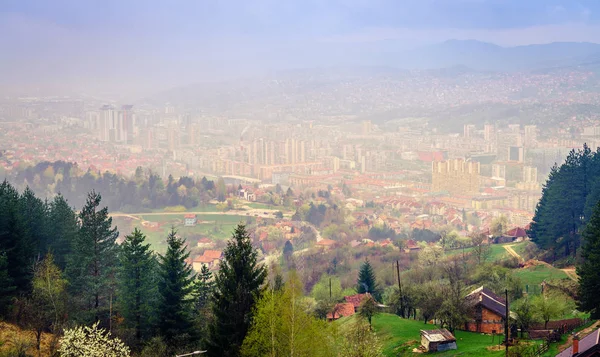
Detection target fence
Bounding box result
[508,341,549,357]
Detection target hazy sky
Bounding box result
[2,0,600,96]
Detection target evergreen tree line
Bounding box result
[529,144,600,257]
[10,161,217,212]
[0,181,265,356]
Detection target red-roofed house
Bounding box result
[506,227,528,239]
[192,250,223,271]
[344,293,371,312]
[404,240,421,253]
[327,303,355,321]
[316,239,337,250]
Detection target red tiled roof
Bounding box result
[316,238,336,246]
[327,303,355,319]
[203,250,222,259]
[184,214,197,219]
[193,255,214,263]
[506,227,527,238]
[345,293,371,308]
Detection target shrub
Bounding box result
[58,322,130,357]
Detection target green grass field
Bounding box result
[245,202,276,209]
[112,213,255,253]
[370,313,506,357]
[513,264,569,288]
[445,242,526,262]
[511,241,532,259]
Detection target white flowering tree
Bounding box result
[58,322,130,357]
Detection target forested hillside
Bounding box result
[529,144,600,258]
[0,182,379,357]
[8,161,219,212]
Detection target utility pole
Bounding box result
[329,277,332,300]
[396,260,403,317]
[505,288,509,357]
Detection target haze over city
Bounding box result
[3,0,600,95]
[4,1,600,357]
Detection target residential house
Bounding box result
[344,293,371,312]
[315,238,337,250]
[556,328,600,357]
[326,303,355,321]
[420,329,457,352]
[238,189,256,202]
[184,214,197,227]
[506,227,528,241]
[464,286,507,334]
[403,239,421,254]
[192,249,222,271]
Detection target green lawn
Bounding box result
[445,243,519,262]
[488,244,509,261]
[513,264,569,288]
[113,213,255,253]
[511,241,530,258]
[370,313,506,357]
[245,202,277,209]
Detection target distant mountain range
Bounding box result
[389,40,600,71]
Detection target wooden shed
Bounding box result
[420,329,457,352]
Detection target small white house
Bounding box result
[184,214,197,227]
[238,189,256,202]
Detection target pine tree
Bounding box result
[207,224,267,357]
[47,194,79,271]
[67,191,119,324]
[578,200,600,318]
[118,228,158,343]
[0,251,15,316]
[529,146,600,257]
[192,264,214,345]
[193,264,214,312]
[157,227,195,347]
[357,258,380,301]
[20,187,50,256]
[0,180,33,299]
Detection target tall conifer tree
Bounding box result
[0,181,33,298]
[67,191,118,324]
[207,224,266,357]
[47,194,79,270]
[357,258,380,301]
[157,227,195,347]
[578,201,600,318]
[118,228,158,343]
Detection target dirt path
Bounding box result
[504,244,523,261]
[561,267,579,281]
